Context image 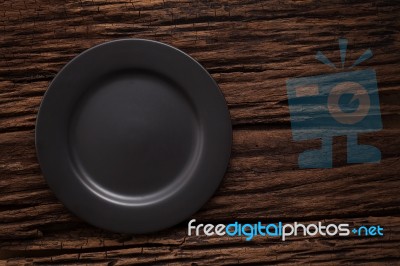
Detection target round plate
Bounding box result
[35,39,232,233]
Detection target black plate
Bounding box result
[35,39,232,233]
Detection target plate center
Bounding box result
[69,71,199,198]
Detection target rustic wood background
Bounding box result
[1,0,399,265]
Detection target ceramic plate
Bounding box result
[35,39,232,233]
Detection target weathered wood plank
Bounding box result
[1,0,399,264]
[1,216,399,265]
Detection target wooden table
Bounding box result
[1,0,399,265]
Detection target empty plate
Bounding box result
[35,39,232,233]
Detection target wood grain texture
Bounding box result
[1,0,399,265]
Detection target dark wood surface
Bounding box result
[1,0,400,265]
